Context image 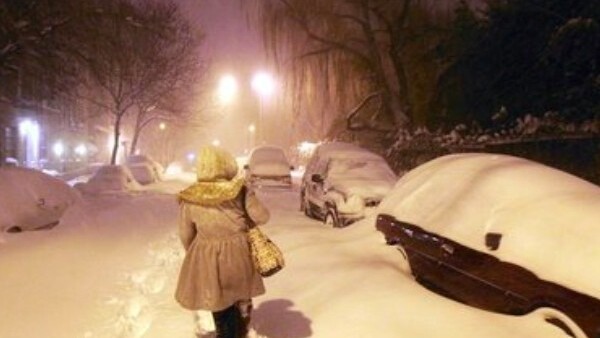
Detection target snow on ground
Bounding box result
[0,170,574,338]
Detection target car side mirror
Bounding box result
[485,232,502,251]
[311,174,323,183]
[243,164,249,170]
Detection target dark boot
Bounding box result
[236,299,253,337]
[213,305,242,338]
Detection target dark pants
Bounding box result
[212,304,246,338]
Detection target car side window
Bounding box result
[315,159,329,177]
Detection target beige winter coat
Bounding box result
[175,146,269,311]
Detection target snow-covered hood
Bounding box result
[249,162,290,176]
[328,177,394,200]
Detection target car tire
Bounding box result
[301,192,314,218]
[324,210,341,228]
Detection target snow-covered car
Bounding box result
[75,165,141,194]
[0,167,80,232]
[375,153,600,338]
[125,154,163,184]
[243,145,294,187]
[301,142,397,227]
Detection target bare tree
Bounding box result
[69,0,206,164]
[243,0,466,138]
[0,0,81,102]
[126,2,207,155]
[244,0,416,136]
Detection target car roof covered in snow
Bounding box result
[249,145,290,164]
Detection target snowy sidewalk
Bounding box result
[0,178,572,338]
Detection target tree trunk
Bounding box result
[110,112,124,165]
[360,0,410,128]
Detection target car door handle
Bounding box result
[441,243,455,255]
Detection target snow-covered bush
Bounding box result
[384,114,598,181]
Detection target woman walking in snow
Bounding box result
[175,145,270,338]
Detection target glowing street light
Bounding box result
[53,141,65,157]
[251,72,275,98]
[212,139,221,147]
[251,71,276,143]
[74,144,87,157]
[159,122,166,131]
[217,74,238,105]
[247,124,256,149]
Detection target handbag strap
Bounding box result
[240,185,257,229]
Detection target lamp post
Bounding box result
[251,71,275,144]
[52,141,65,172]
[247,124,256,150]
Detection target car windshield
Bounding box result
[251,148,288,165]
[327,158,395,181]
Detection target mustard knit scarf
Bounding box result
[177,176,245,205]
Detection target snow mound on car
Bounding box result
[377,153,600,299]
[0,167,80,231]
[76,165,142,194]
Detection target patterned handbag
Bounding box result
[241,186,284,277]
[247,226,285,277]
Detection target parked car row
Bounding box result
[280,140,600,337]
[244,142,398,228]
[75,154,163,195]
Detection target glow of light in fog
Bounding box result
[186,152,196,164]
[19,119,40,167]
[74,144,87,156]
[53,141,65,157]
[217,74,238,105]
[298,141,318,155]
[248,124,256,133]
[251,71,275,98]
[159,122,166,130]
[166,162,183,175]
[212,139,221,147]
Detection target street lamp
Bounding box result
[217,74,238,105]
[247,124,256,150]
[251,71,275,143]
[53,141,65,172]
